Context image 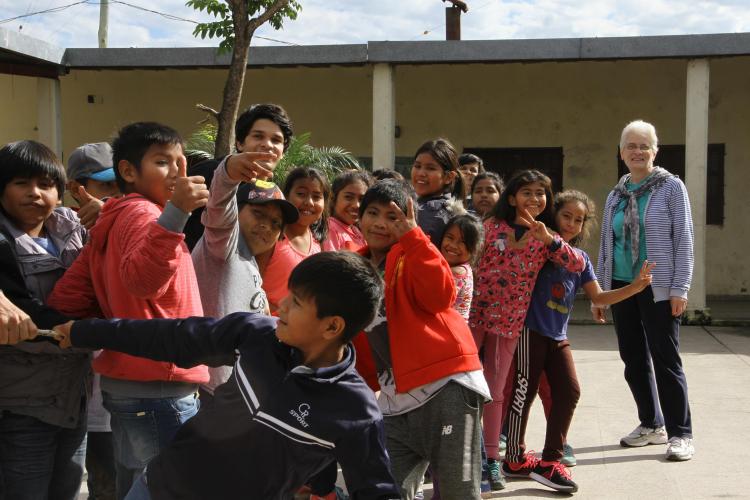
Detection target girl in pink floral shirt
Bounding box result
[468,170,585,486]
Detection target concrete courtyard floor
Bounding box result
[420,324,750,499]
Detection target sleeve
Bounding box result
[596,192,615,287]
[668,179,694,297]
[71,312,278,368]
[336,419,401,500]
[116,203,188,299]
[545,236,586,273]
[352,333,379,392]
[580,252,597,285]
[1,278,70,329]
[398,226,456,313]
[199,160,241,262]
[47,243,103,319]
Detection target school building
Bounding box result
[2,27,749,314]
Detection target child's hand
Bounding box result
[518,209,554,245]
[226,152,275,183]
[51,321,75,349]
[387,198,418,240]
[632,260,655,292]
[74,185,104,229]
[591,305,606,323]
[171,156,209,213]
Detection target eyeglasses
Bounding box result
[625,143,653,152]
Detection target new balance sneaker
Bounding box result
[487,458,506,490]
[561,442,577,467]
[665,436,694,461]
[501,452,540,478]
[530,460,579,493]
[620,425,668,447]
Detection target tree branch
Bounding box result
[247,0,290,35]
[196,103,220,124]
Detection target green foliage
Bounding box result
[187,0,302,53]
[185,124,361,185]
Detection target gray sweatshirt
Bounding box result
[192,160,269,393]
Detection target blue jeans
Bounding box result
[103,392,199,500]
[0,409,87,500]
[123,472,151,500]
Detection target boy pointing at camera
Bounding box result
[48,122,210,499]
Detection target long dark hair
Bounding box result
[413,138,465,200]
[329,170,373,218]
[282,166,330,243]
[488,169,554,227]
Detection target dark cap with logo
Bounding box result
[67,142,116,182]
[237,180,299,224]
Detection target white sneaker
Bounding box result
[666,436,694,461]
[620,425,668,447]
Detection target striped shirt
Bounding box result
[597,174,694,302]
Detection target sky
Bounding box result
[1,0,750,49]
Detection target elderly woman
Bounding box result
[593,120,694,461]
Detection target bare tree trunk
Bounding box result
[213,0,292,159]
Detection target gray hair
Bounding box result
[619,120,659,152]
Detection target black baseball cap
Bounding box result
[236,180,299,224]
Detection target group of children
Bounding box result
[0,101,658,500]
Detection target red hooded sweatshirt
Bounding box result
[353,226,481,393]
[48,194,208,384]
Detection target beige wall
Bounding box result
[0,74,42,143]
[58,66,372,159]
[2,56,747,294]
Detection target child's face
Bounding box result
[440,224,471,267]
[411,153,454,198]
[276,289,334,352]
[236,118,285,174]
[509,181,547,221]
[81,179,119,200]
[555,200,587,243]
[1,176,58,236]
[333,180,368,226]
[287,178,325,228]
[472,178,500,216]
[360,201,400,254]
[458,162,480,187]
[122,143,184,207]
[238,203,283,255]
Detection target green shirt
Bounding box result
[612,174,652,282]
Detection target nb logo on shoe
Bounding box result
[289,403,311,428]
[441,425,453,436]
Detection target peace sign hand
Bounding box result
[632,260,655,292]
[170,155,209,213]
[517,208,554,246]
[386,198,418,240]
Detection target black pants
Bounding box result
[611,282,692,438]
[505,328,580,463]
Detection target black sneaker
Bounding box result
[529,460,578,493]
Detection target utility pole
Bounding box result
[98,0,109,48]
[443,0,468,40]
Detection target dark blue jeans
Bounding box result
[611,282,692,439]
[0,409,87,500]
[103,392,199,500]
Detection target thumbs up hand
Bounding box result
[75,185,105,229]
[170,155,209,214]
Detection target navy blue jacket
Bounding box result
[71,313,400,500]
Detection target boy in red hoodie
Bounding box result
[48,122,209,499]
[353,179,490,499]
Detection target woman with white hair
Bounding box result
[593,120,695,461]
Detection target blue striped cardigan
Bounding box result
[596,174,694,302]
